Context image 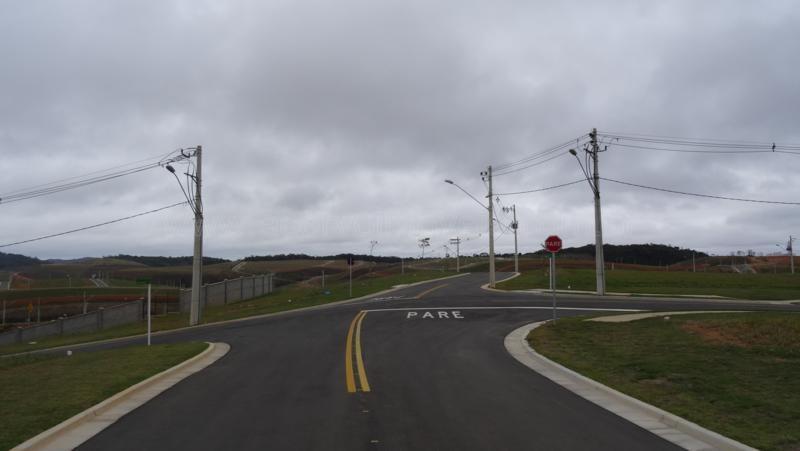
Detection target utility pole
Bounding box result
[190,145,204,326]
[504,205,519,273]
[482,166,496,288]
[589,129,606,295]
[789,235,795,274]
[450,238,461,272]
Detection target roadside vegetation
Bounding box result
[0,342,208,450]
[498,268,800,300]
[0,269,455,355]
[528,312,800,450]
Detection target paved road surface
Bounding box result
[74,273,797,450]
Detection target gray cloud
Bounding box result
[1,0,798,259]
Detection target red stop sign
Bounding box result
[545,235,562,253]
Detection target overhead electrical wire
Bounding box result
[0,202,189,248]
[493,134,589,173]
[0,149,191,205]
[494,179,586,196]
[597,131,800,152]
[601,177,800,206]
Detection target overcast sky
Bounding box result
[1,0,799,260]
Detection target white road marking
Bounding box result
[367,306,644,313]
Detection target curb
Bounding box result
[3,272,469,358]
[12,341,231,451]
[505,322,756,451]
[480,272,520,292]
[493,286,799,305]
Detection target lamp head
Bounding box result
[444,179,454,184]
[165,165,176,173]
[568,149,577,156]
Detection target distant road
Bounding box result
[75,273,797,450]
[89,277,109,288]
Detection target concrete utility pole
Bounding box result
[484,166,496,288]
[450,237,461,272]
[590,130,606,295]
[569,129,605,296]
[504,205,519,273]
[190,145,204,326]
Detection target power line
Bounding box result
[601,177,800,206]
[494,179,586,196]
[597,131,800,152]
[493,152,570,177]
[494,134,589,172]
[0,150,191,205]
[0,202,188,248]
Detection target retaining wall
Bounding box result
[0,300,143,346]
[179,274,274,312]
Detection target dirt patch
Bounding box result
[680,321,752,348]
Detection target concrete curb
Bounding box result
[480,272,520,292]
[493,285,799,305]
[505,322,756,451]
[589,310,747,323]
[3,272,469,358]
[12,341,231,451]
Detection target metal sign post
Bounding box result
[544,235,563,322]
[347,256,354,298]
[147,283,152,346]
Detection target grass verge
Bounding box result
[527,312,800,450]
[0,342,208,449]
[0,270,455,356]
[498,268,800,300]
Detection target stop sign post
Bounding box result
[545,235,562,321]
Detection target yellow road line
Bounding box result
[414,283,448,299]
[344,311,361,393]
[354,311,370,392]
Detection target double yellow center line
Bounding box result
[345,310,371,393]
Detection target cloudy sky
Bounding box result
[1,0,799,260]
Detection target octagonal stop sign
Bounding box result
[545,235,562,253]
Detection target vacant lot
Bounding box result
[528,312,800,450]
[0,268,454,355]
[0,342,207,450]
[498,268,800,300]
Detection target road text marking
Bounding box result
[406,310,465,319]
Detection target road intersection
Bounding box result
[67,273,797,450]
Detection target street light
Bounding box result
[444,177,496,287]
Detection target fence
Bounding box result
[179,274,274,312]
[0,300,143,346]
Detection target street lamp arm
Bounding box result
[444,180,488,211]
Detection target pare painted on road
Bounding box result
[406,311,464,320]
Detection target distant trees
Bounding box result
[244,253,402,263]
[0,251,41,269]
[529,243,707,266]
[109,255,230,267]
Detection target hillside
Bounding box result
[530,243,707,266]
[0,252,41,269]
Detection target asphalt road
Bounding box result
[75,273,798,450]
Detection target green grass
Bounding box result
[0,270,455,355]
[497,268,800,300]
[0,342,207,449]
[528,312,800,451]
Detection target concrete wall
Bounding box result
[179,274,274,312]
[0,300,143,346]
